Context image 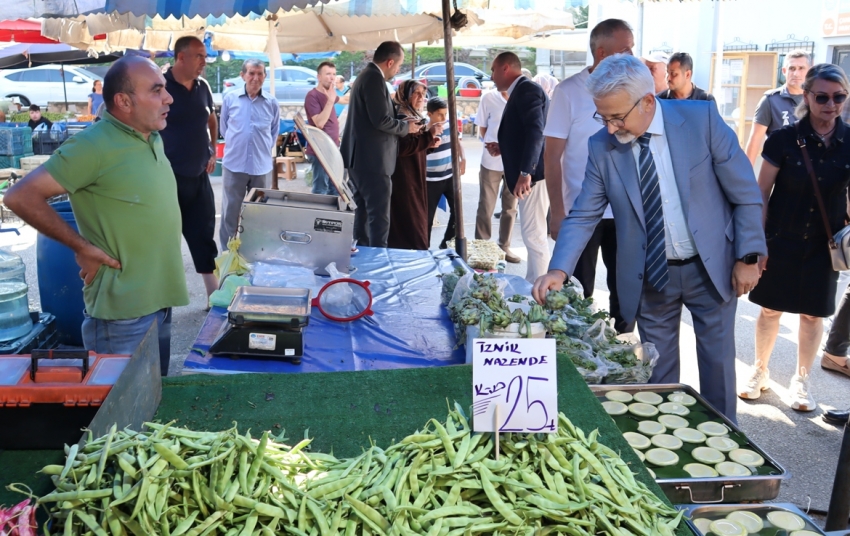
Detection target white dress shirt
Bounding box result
[630,103,697,260]
[474,90,507,172]
[506,75,525,97]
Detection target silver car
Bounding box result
[222,66,318,102]
[0,65,102,107]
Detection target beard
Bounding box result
[614,131,636,144]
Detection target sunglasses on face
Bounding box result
[812,92,848,105]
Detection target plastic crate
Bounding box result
[0,127,32,156]
[32,131,67,155]
[0,313,57,355]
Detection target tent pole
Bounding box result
[442,0,466,261]
[411,43,416,77]
[60,63,68,115]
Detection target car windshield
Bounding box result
[72,68,103,81]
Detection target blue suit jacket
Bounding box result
[549,99,767,323]
[497,77,548,192]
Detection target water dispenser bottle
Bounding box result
[0,248,32,342]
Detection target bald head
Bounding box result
[490,52,522,92]
[173,35,206,81]
[104,56,155,111]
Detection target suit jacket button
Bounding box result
[638,274,643,280]
[642,244,646,250]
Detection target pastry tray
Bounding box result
[676,503,824,536]
[227,286,311,326]
[591,383,789,503]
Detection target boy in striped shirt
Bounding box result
[426,97,465,248]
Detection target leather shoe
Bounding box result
[500,246,521,264]
[821,354,850,378]
[823,409,850,426]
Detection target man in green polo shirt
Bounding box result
[4,56,189,376]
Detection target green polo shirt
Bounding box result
[44,111,189,320]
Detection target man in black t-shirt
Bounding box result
[744,50,810,166]
[27,104,52,131]
[159,35,219,300]
[657,52,715,102]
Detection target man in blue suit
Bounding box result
[532,54,766,421]
[485,52,550,282]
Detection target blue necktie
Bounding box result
[637,133,669,291]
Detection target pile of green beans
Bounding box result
[22,405,683,536]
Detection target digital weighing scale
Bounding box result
[209,286,311,363]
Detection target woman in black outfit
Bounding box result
[740,64,850,412]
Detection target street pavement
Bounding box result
[2,138,848,518]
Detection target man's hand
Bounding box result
[532,269,567,304]
[206,154,216,174]
[757,255,768,276]
[76,243,121,286]
[732,260,760,298]
[485,142,501,157]
[549,207,565,240]
[513,174,532,200]
[460,159,466,175]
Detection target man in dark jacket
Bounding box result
[340,41,420,248]
[657,52,715,102]
[484,52,549,282]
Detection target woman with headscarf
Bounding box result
[387,80,444,250]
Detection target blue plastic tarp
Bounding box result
[183,247,468,374]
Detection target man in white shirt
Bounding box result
[543,18,636,333]
[474,89,519,263]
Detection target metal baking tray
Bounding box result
[677,503,824,536]
[591,383,789,503]
[227,286,312,326]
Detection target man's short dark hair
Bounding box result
[427,97,447,113]
[28,104,40,112]
[103,57,138,112]
[373,41,403,64]
[174,36,203,60]
[589,18,633,55]
[317,61,336,74]
[668,52,693,73]
[493,52,521,71]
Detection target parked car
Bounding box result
[394,62,491,97]
[222,66,318,102]
[0,65,103,107]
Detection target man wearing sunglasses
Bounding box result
[745,50,811,166]
[532,54,766,423]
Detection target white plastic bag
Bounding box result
[322,262,354,309]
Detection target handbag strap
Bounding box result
[796,122,837,248]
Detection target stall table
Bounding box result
[0,356,690,536]
[184,247,479,374]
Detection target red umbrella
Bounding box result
[0,19,58,44]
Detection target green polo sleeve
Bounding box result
[43,135,101,195]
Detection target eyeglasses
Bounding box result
[812,92,848,105]
[593,98,642,128]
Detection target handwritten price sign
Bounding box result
[472,338,558,433]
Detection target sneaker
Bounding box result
[788,370,816,412]
[738,368,770,400]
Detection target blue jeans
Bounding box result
[82,308,172,377]
[310,157,338,196]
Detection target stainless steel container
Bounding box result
[677,503,824,536]
[238,188,354,276]
[591,383,789,503]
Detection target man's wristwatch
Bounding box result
[520,171,530,178]
[739,253,759,265]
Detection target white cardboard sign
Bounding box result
[472,338,558,433]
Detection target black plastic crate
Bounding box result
[32,131,67,156]
[0,312,58,355]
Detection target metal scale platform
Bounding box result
[209,286,311,363]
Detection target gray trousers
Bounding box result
[474,165,517,248]
[638,257,739,423]
[349,168,391,248]
[220,166,271,251]
[825,280,850,356]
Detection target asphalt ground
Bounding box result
[2,138,849,519]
